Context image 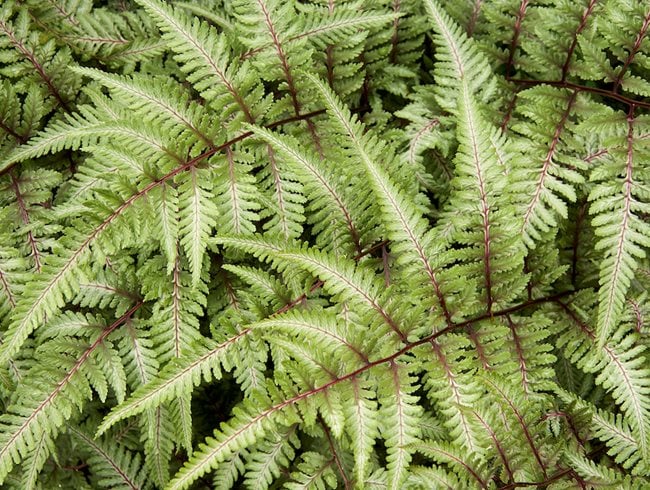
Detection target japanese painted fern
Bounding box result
[0,0,649,488]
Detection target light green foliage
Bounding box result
[0,0,649,489]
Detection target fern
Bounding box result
[1,0,650,488]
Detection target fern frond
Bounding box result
[178,166,218,285]
[142,406,175,487]
[135,0,261,124]
[342,377,378,484]
[423,0,494,110]
[565,451,640,489]
[421,334,485,456]
[377,362,421,489]
[0,104,105,171]
[512,87,585,248]
[408,464,465,489]
[243,425,299,489]
[214,147,260,236]
[249,125,362,254]
[252,309,368,366]
[20,431,54,490]
[309,74,452,328]
[588,108,650,345]
[140,255,205,364]
[448,87,525,311]
[284,451,337,490]
[216,235,406,341]
[73,67,218,150]
[97,330,251,435]
[557,389,646,474]
[68,425,146,490]
[413,440,490,489]
[554,297,650,463]
[0,304,140,481]
[245,9,395,57]
[257,147,306,240]
[167,388,301,490]
[0,244,22,320]
[0,186,149,363]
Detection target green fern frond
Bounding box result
[243,424,299,489]
[97,330,251,435]
[587,108,650,346]
[0,104,105,171]
[136,0,262,125]
[178,167,218,285]
[168,387,301,490]
[68,425,146,490]
[216,235,406,341]
[0,304,140,481]
[213,148,260,236]
[554,296,650,464]
[249,125,363,254]
[73,67,218,150]
[413,440,490,489]
[377,362,421,489]
[309,74,452,328]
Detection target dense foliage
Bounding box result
[0,0,649,488]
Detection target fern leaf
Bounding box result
[214,147,260,236]
[589,109,650,345]
[513,87,583,248]
[68,425,145,490]
[556,298,650,463]
[249,125,362,253]
[0,304,140,482]
[450,87,524,310]
[73,67,217,150]
[309,74,452,327]
[0,244,22,320]
[20,432,54,490]
[243,425,299,489]
[343,378,379,484]
[178,167,218,285]
[284,451,337,490]
[167,390,300,490]
[143,406,175,487]
[151,183,179,273]
[565,451,639,488]
[258,146,305,241]
[253,309,368,366]
[422,0,493,109]
[0,191,145,363]
[0,105,104,170]
[97,330,251,435]
[377,362,422,490]
[216,235,405,341]
[135,0,260,123]
[413,440,489,489]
